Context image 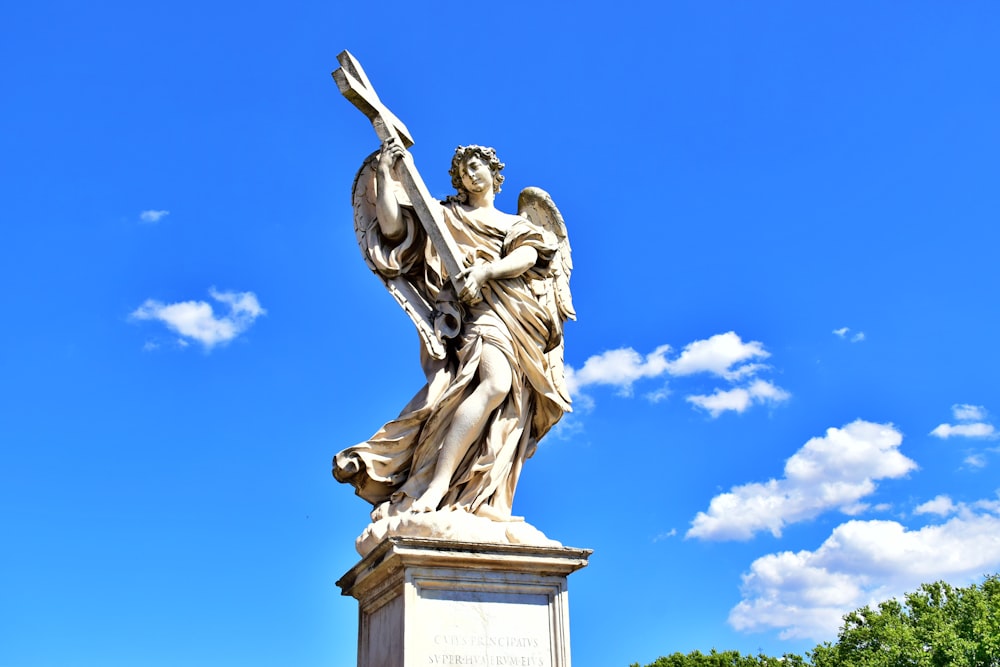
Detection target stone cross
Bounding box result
[332,50,467,291]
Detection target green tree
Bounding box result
[631,648,807,667]
[633,575,1000,667]
[810,575,1000,667]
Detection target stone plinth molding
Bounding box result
[337,537,591,667]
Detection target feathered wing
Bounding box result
[352,152,446,359]
[517,186,575,406]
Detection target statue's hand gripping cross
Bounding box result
[333,50,467,292]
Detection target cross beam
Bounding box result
[333,51,466,292]
[332,51,414,149]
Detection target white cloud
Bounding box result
[964,454,987,469]
[644,385,671,403]
[974,497,1000,512]
[130,287,265,349]
[550,414,585,441]
[567,332,787,416]
[930,404,996,440]
[953,404,986,421]
[687,420,915,541]
[914,494,956,516]
[565,344,671,397]
[686,380,790,417]
[931,423,996,438]
[729,504,1000,640]
[139,209,169,223]
[687,387,754,415]
[666,332,769,380]
[833,327,864,342]
[840,502,870,516]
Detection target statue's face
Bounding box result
[460,155,493,195]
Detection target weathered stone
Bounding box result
[331,50,576,548]
[337,538,591,667]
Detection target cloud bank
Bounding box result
[729,499,1000,640]
[687,420,916,540]
[131,288,265,349]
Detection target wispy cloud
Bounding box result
[933,423,997,438]
[964,454,988,469]
[953,404,986,421]
[687,420,916,541]
[687,379,790,418]
[930,404,997,440]
[567,332,789,417]
[914,494,957,517]
[139,209,170,224]
[729,499,1000,640]
[644,385,671,403]
[833,326,865,342]
[653,528,678,542]
[549,414,586,441]
[130,287,265,350]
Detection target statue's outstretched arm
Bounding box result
[374,139,409,241]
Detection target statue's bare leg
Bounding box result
[412,342,512,512]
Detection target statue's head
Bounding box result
[448,145,505,202]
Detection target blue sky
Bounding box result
[2,2,999,666]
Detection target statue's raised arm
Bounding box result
[332,52,575,555]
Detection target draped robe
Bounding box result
[333,199,571,520]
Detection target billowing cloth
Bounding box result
[333,200,570,520]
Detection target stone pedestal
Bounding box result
[337,537,591,667]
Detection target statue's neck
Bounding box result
[465,189,495,210]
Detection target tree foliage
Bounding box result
[811,575,1000,667]
[630,649,807,667]
[632,575,1000,667]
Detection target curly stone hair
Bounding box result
[447,145,505,203]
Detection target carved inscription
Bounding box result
[413,588,552,667]
[427,633,546,666]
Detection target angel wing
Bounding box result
[518,186,575,405]
[352,152,447,360]
[518,186,575,322]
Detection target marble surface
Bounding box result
[331,51,576,539]
[338,538,591,667]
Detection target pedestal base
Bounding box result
[337,537,591,667]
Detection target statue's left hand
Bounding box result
[378,137,408,175]
[457,261,491,305]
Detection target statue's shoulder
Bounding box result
[504,210,531,227]
[491,210,532,237]
[446,201,524,232]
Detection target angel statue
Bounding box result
[332,137,576,553]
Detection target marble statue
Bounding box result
[330,51,574,554]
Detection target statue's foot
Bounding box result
[473,503,521,522]
[410,483,446,513]
[370,500,392,522]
